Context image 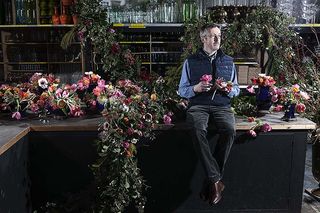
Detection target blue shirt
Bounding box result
[178,59,240,99]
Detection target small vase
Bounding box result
[52,6,60,25]
[281,102,297,121]
[256,86,272,115]
[60,6,71,24]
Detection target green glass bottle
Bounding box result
[183,0,190,22]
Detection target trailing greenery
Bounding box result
[62,0,139,81]
[165,6,300,94]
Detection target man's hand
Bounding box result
[193,81,212,93]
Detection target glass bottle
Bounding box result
[183,0,190,22]
[52,6,60,24]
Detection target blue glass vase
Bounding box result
[282,102,296,121]
[256,86,272,113]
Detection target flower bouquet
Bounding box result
[271,84,309,121]
[0,84,36,119]
[250,74,276,113]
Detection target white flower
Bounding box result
[122,104,129,112]
[131,138,138,144]
[85,71,93,75]
[38,78,48,89]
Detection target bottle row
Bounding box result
[3,29,79,43]
[122,45,183,53]
[105,0,199,23]
[7,46,81,62]
[135,53,182,63]
[120,32,183,42]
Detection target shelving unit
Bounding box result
[0,25,83,82]
[113,23,184,76]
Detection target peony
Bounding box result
[163,114,172,125]
[260,123,272,132]
[295,103,306,113]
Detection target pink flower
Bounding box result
[296,103,306,113]
[163,114,172,125]
[90,100,97,107]
[273,104,284,112]
[247,130,257,137]
[127,128,134,135]
[247,117,255,122]
[12,111,21,120]
[30,103,39,112]
[97,79,106,89]
[260,123,272,132]
[62,90,69,98]
[93,86,102,96]
[122,141,130,149]
[55,88,63,98]
[300,91,310,100]
[246,85,255,94]
[137,122,144,129]
[200,74,212,83]
[271,95,278,103]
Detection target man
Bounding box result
[178,23,240,205]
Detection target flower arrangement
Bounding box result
[92,78,172,212]
[246,116,272,137]
[270,84,309,120]
[0,84,36,119]
[251,74,276,87]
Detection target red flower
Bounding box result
[111,43,120,54]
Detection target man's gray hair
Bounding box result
[199,23,220,38]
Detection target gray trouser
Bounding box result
[186,105,236,183]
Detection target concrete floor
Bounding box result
[302,144,320,212]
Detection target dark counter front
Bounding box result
[0,114,316,212]
[139,130,307,213]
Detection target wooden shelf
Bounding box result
[6,62,81,64]
[4,42,80,45]
[0,24,75,28]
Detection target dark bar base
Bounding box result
[0,129,307,213]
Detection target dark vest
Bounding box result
[188,49,234,107]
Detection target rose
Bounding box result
[273,104,283,112]
[163,114,172,125]
[200,74,212,83]
[295,103,306,113]
[260,123,272,132]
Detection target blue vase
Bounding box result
[282,102,296,121]
[256,86,272,112]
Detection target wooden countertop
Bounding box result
[0,113,316,156]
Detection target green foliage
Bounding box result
[62,0,139,81]
[165,7,300,92]
[231,95,257,117]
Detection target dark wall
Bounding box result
[28,131,99,210]
[0,136,31,213]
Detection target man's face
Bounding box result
[202,27,221,52]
